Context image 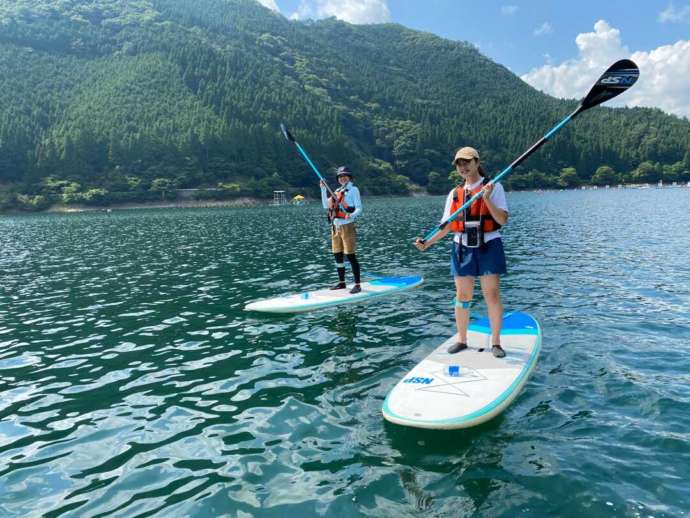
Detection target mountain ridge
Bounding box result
[0,0,688,210]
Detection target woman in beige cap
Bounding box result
[415,147,509,357]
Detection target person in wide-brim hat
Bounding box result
[320,165,364,294]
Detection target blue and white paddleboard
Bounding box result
[244,275,423,314]
[382,312,541,430]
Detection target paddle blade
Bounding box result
[580,59,639,110]
[280,123,295,142]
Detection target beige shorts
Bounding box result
[331,223,357,254]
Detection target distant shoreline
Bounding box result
[45,197,264,213]
[49,183,690,213]
[3,182,688,215]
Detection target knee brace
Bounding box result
[453,298,472,309]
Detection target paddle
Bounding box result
[280,123,343,208]
[417,58,640,245]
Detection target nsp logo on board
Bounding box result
[403,377,434,385]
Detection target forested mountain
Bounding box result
[1,0,689,210]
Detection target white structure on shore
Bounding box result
[271,190,287,206]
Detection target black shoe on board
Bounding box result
[330,282,346,290]
[492,345,506,358]
[447,342,468,354]
[349,284,362,294]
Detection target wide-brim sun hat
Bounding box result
[335,166,353,178]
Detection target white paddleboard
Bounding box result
[244,275,423,314]
[382,312,541,430]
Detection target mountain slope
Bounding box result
[0,0,688,208]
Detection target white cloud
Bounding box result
[501,5,518,15]
[521,20,690,118]
[256,0,280,12]
[659,3,690,23]
[533,22,553,36]
[291,0,391,24]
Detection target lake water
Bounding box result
[1,187,689,517]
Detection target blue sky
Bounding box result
[258,0,690,119]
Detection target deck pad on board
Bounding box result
[244,275,423,314]
[382,312,541,429]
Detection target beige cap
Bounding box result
[452,147,479,164]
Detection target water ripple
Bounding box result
[1,190,689,516]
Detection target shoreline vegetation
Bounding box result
[2,182,687,215]
[2,159,688,215]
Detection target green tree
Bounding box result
[427,171,451,195]
[255,173,289,197]
[0,190,18,211]
[16,194,51,211]
[631,161,661,184]
[558,167,581,188]
[127,176,146,191]
[150,178,177,200]
[591,165,619,186]
[218,182,241,194]
[82,188,109,205]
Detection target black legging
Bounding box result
[333,252,361,284]
[333,252,345,283]
[346,253,361,284]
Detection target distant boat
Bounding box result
[657,180,663,188]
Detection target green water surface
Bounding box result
[1,187,689,517]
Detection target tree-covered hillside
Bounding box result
[0,0,688,210]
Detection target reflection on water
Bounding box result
[1,188,689,516]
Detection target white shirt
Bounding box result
[442,179,508,245]
[321,181,362,226]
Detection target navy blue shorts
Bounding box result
[450,238,507,277]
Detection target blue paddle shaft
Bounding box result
[293,142,348,214]
[422,110,577,243]
[295,142,328,185]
